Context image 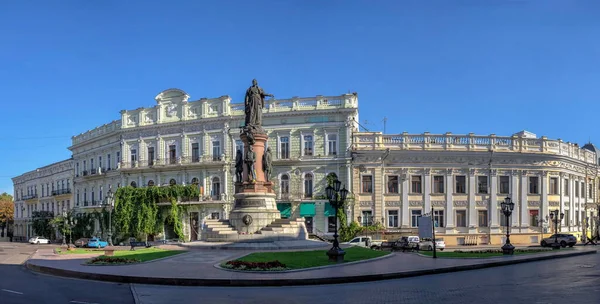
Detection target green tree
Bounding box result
[0,192,14,237]
[32,211,54,239]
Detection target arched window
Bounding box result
[211,177,221,200]
[304,173,313,198]
[191,177,199,185]
[130,181,137,188]
[281,174,290,195]
[169,179,177,186]
[147,180,155,187]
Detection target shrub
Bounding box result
[87,256,141,265]
[223,260,288,271]
[453,249,551,254]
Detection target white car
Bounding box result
[418,238,446,251]
[29,236,50,244]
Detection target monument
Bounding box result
[227,79,283,234]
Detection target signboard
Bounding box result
[418,216,433,239]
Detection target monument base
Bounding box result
[229,192,280,233]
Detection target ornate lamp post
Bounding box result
[325,178,348,262]
[500,196,515,255]
[102,186,115,246]
[62,211,77,249]
[549,210,564,249]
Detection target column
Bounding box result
[445,169,454,228]
[490,170,499,229]
[401,171,409,228]
[541,171,549,224]
[424,169,431,213]
[468,170,476,228]
[510,171,520,227]
[569,175,574,228]
[520,171,529,228]
[559,174,564,231]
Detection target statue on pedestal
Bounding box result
[235,149,243,183]
[245,146,256,182]
[263,147,273,182]
[244,79,273,130]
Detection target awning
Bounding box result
[277,203,292,218]
[324,203,336,217]
[299,202,316,217]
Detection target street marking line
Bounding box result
[1,289,24,295]
[70,301,100,304]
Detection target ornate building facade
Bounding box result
[68,88,358,240]
[351,131,600,245]
[11,159,74,240]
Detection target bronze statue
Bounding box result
[235,149,243,183]
[263,147,272,182]
[245,146,256,182]
[244,79,273,128]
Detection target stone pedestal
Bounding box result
[229,129,280,233]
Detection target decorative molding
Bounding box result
[549,201,560,207]
[454,200,468,207]
[409,201,423,207]
[359,201,374,207]
[527,201,541,207]
[385,201,401,207]
[476,200,488,207]
[432,201,445,207]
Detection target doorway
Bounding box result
[190,212,199,241]
[305,217,314,233]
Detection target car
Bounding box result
[74,238,90,248]
[343,236,385,249]
[418,238,446,251]
[541,234,577,248]
[28,236,50,244]
[87,237,108,248]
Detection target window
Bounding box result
[387,210,399,227]
[304,173,313,198]
[361,175,373,193]
[279,137,289,159]
[455,176,466,193]
[130,149,137,163]
[456,210,467,227]
[99,186,103,201]
[191,177,199,185]
[148,147,155,165]
[148,180,155,187]
[212,177,221,200]
[117,151,121,164]
[549,178,558,195]
[280,175,290,195]
[169,179,176,186]
[499,176,510,194]
[107,154,111,170]
[361,210,373,226]
[83,160,86,174]
[433,210,444,227]
[529,176,539,194]
[564,210,570,226]
[411,176,422,193]
[169,145,177,164]
[589,183,592,199]
[327,134,338,156]
[191,143,199,162]
[303,135,313,156]
[130,181,137,188]
[433,176,444,194]
[387,176,399,194]
[328,216,336,233]
[529,210,539,227]
[575,181,579,197]
[99,156,102,169]
[478,210,488,227]
[212,140,221,161]
[477,176,488,194]
[76,163,80,176]
[90,158,94,171]
[411,210,421,227]
[91,189,95,205]
[76,190,80,206]
[581,183,585,198]
[67,179,70,190]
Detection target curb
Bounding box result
[26,249,596,287]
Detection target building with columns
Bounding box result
[351,131,600,245]
[11,159,74,241]
[68,88,358,241]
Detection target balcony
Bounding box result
[90,168,97,175]
[82,170,88,176]
[22,194,38,201]
[51,189,71,196]
[120,156,225,170]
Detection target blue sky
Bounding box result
[1,0,599,194]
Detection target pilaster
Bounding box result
[541,171,549,220]
[468,170,476,227]
[490,170,499,229]
[424,168,432,213]
[445,169,454,228]
[401,171,409,228]
[520,171,529,228]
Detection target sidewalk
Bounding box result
[26,245,597,286]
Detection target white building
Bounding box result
[11,159,74,241]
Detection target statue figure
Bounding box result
[263,147,272,182]
[235,149,243,183]
[244,79,273,129]
[245,145,256,182]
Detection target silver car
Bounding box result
[541,234,577,248]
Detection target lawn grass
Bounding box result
[418,249,566,258]
[228,246,390,270]
[56,247,185,263]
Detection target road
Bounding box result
[1,242,599,304]
[0,243,134,304]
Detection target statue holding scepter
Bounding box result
[244,79,274,129]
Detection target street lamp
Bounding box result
[63,211,77,249]
[325,178,348,262]
[549,210,564,250]
[500,196,515,255]
[103,186,115,247]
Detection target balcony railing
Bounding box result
[22,194,38,200]
[121,155,225,170]
[51,189,71,196]
[353,132,598,165]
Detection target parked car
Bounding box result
[343,236,385,249]
[74,238,90,248]
[541,234,577,248]
[29,236,50,244]
[418,238,446,251]
[87,237,108,248]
